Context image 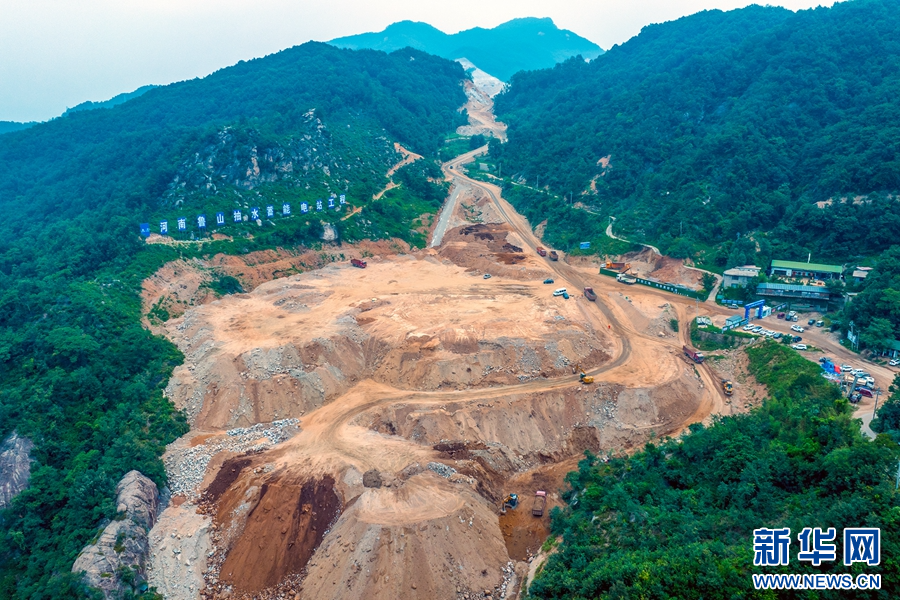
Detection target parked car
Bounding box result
[841,364,853,371]
[562,291,570,299]
[850,393,862,404]
[808,318,816,326]
[777,312,786,319]
[543,278,554,284]
[819,357,829,363]
[552,288,567,297]
[743,325,754,331]
[773,332,783,339]
[856,387,874,398]
[816,320,824,327]
[791,325,805,333]
[890,359,900,367]
[791,315,799,321]
[483,273,492,279]
[792,336,803,343]
[792,343,808,350]
[864,376,876,387]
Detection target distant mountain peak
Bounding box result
[329,17,602,81]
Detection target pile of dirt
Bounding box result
[622,247,702,290]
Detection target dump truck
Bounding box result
[605,261,631,271]
[532,491,547,517]
[579,372,594,384]
[351,258,367,269]
[583,287,597,301]
[616,273,637,284]
[549,251,559,261]
[722,380,733,396]
[536,246,547,257]
[683,345,704,363]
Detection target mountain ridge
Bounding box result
[329,17,603,81]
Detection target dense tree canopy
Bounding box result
[493,0,900,263]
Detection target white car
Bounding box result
[791,325,804,333]
[890,359,900,367]
[552,288,567,297]
[792,343,808,350]
[865,376,876,387]
[841,364,853,371]
[743,325,754,331]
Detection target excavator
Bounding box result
[571,365,594,384]
[500,493,519,514]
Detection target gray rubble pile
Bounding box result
[165,418,300,497]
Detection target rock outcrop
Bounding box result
[72,470,160,598]
[0,431,34,509]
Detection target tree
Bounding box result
[860,317,896,353]
[701,272,717,293]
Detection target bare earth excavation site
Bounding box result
[140,79,739,600]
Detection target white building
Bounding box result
[723,265,761,288]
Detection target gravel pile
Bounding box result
[165,418,300,498]
[427,462,458,478]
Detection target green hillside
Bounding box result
[492,0,900,265]
[62,85,157,116]
[0,42,465,598]
[330,17,603,81]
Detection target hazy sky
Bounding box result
[1,0,837,122]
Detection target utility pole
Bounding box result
[874,387,883,417]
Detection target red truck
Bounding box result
[549,251,559,261]
[351,258,367,269]
[536,246,547,257]
[583,287,597,301]
[683,345,704,363]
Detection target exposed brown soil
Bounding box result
[216,476,340,594]
[622,247,703,290]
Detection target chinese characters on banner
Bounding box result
[754,528,879,567]
[141,195,351,235]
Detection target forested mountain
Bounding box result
[492,0,900,265]
[0,42,466,597]
[330,17,603,81]
[0,122,35,135]
[62,84,157,116]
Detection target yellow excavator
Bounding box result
[572,365,594,384]
[500,493,519,514]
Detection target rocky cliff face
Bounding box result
[162,110,398,206]
[0,431,33,509]
[72,471,160,598]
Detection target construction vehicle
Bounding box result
[583,287,597,301]
[722,380,733,396]
[605,261,631,271]
[616,273,637,284]
[500,493,518,514]
[683,345,705,363]
[351,258,367,269]
[549,250,559,261]
[536,247,547,257]
[532,491,547,517]
[572,364,594,384]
